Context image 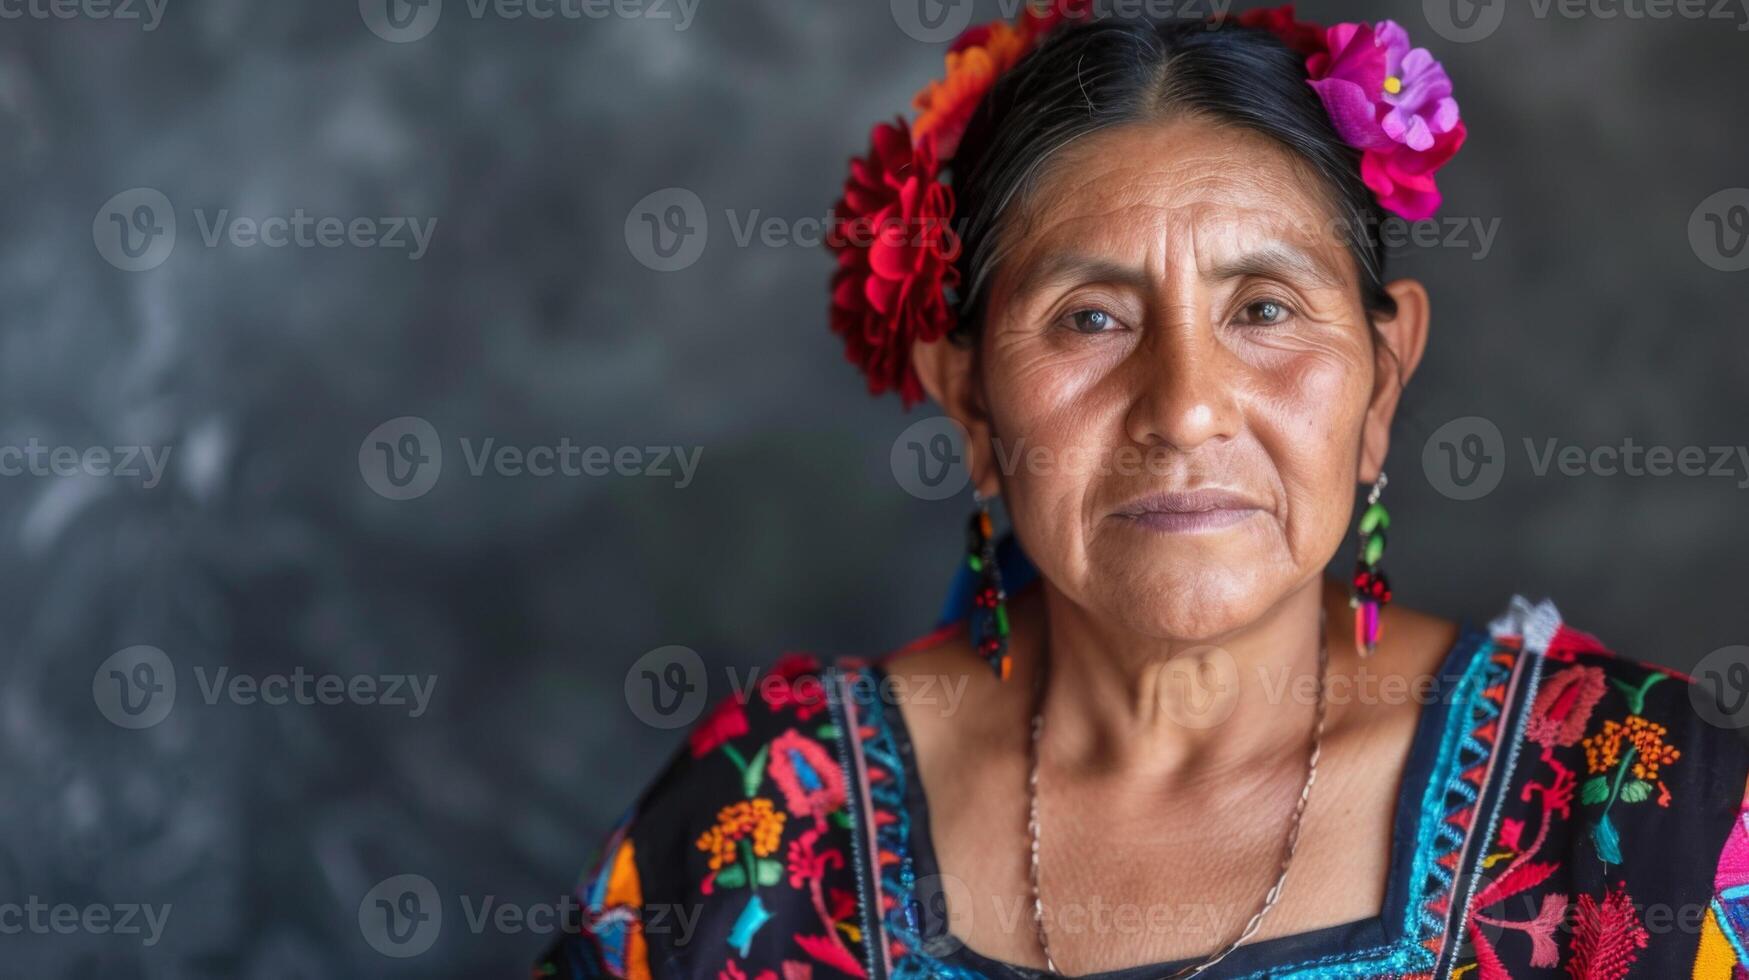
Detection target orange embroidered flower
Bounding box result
[1583,719,1624,775]
[1623,715,1680,780]
[1583,715,1681,779]
[911,19,1030,158]
[695,798,787,871]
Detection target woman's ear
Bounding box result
[1358,278,1431,485]
[911,335,1001,497]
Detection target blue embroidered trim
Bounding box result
[848,667,987,980]
[1406,636,1509,940]
[825,669,886,980]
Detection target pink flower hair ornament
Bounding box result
[827,2,1466,407]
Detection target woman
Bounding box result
[539,5,1749,978]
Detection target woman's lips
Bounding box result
[1111,489,1266,533]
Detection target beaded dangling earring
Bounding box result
[1351,473,1393,659]
[967,493,1011,680]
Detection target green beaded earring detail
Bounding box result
[967,493,1011,680]
[1351,473,1393,658]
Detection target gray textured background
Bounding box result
[1,0,1746,975]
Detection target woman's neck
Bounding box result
[1018,578,1340,782]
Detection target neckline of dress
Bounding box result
[864,615,1497,980]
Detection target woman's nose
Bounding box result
[1121,318,1242,453]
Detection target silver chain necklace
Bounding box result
[1025,609,1330,979]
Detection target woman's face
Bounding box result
[924,115,1426,641]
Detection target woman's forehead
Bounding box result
[998,118,1354,287]
[1012,116,1342,252]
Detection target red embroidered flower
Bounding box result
[784,827,845,889]
[1565,883,1648,979]
[827,119,962,408]
[689,696,750,759]
[767,729,847,827]
[758,654,828,720]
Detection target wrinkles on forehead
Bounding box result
[983,115,1360,310]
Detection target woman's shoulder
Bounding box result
[1483,593,1749,775]
[1481,595,1749,881]
[539,651,873,980]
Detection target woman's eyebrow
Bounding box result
[1205,244,1345,288]
[1022,253,1153,292]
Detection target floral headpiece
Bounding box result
[826,2,1466,407]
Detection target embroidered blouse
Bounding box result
[535,588,1749,980]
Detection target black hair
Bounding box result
[948,17,1400,350]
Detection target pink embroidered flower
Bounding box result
[1526,665,1608,749]
[767,729,847,827]
[1306,20,1464,220]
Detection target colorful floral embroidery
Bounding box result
[540,596,1749,980]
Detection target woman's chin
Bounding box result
[1080,559,1285,642]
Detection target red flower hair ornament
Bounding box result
[825,2,1466,408]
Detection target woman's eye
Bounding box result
[1063,309,1117,334]
[1237,299,1294,326]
